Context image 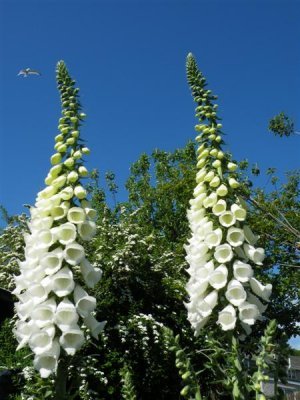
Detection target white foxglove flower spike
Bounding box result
[14,61,103,377]
[184,53,271,336]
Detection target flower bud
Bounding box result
[74,185,87,200]
[57,144,67,153]
[51,153,62,165]
[78,166,88,177]
[72,130,79,138]
[67,171,79,183]
[228,178,239,188]
[216,184,228,197]
[82,147,90,155]
[228,162,238,171]
[64,157,75,168]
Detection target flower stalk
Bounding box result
[184,53,272,336]
[13,61,105,381]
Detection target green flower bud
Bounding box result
[209,127,216,134]
[195,124,205,132]
[55,134,64,142]
[51,153,62,165]
[64,157,75,168]
[216,184,228,196]
[180,386,190,396]
[203,127,210,134]
[210,176,220,187]
[78,166,88,177]
[57,144,67,153]
[82,147,90,155]
[228,178,239,188]
[50,164,63,177]
[217,151,224,159]
[73,150,82,159]
[215,136,222,143]
[61,127,69,135]
[52,174,67,189]
[208,134,216,140]
[228,162,238,171]
[72,130,79,138]
[212,159,221,168]
[67,171,79,183]
[60,186,74,200]
[210,149,218,157]
[62,101,69,107]
[74,185,87,200]
[196,158,206,168]
[79,113,86,119]
[70,117,78,123]
[45,174,53,186]
[66,137,75,145]
[217,123,222,129]
[182,371,191,380]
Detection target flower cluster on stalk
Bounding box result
[13,61,105,378]
[184,54,272,336]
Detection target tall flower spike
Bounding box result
[14,61,105,377]
[184,53,271,335]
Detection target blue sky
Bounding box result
[0,0,299,345]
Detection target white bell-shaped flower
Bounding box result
[243,244,265,265]
[197,290,218,317]
[226,227,245,247]
[225,279,247,306]
[233,260,253,282]
[231,204,246,221]
[23,265,46,284]
[14,320,40,350]
[80,258,102,288]
[214,244,233,263]
[74,285,97,317]
[205,228,222,249]
[194,182,206,197]
[83,314,106,339]
[64,242,85,266]
[78,220,97,241]
[40,247,64,276]
[249,278,272,302]
[27,284,50,305]
[30,216,54,232]
[202,192,218,208]
[217,305,236,331]
[212,200,227,216]
[59,326,85,355]
[15,299,34,321]
[36,229,55,250]
[219,211,236,227]
[186,279,209,298]
[243,225,259,245]
[51,202,69,221]
[33,339,60,378]
[31,298,57,328]
[209,264,228,289]
[55,298,79,331]
[246,292,268,314]
[29,325,55,355]
[55,222,77,245]
[43,267,75,297]
[67,207,86,224]
[216,184,228,197]
[238,301,260,325]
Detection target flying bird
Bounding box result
[17,68,41,77]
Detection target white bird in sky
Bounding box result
[17,68,41,77]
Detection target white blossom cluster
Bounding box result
[13,62,105,378]
[185,131,272,336]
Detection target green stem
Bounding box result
[54,357,68,400]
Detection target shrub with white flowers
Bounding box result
[13,61,105,378]
[184,54,272,336]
